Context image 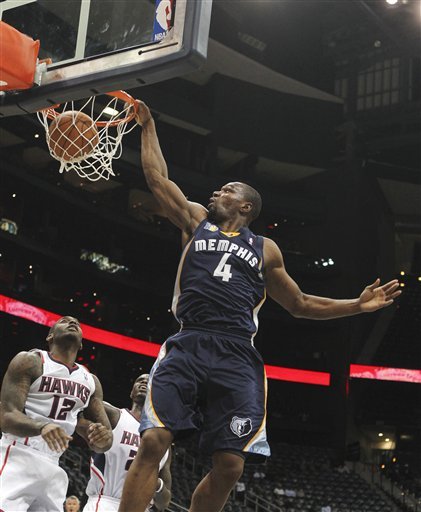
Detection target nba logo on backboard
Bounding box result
[153,0,174,42]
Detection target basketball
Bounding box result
[47,111,99,162]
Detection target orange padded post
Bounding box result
[0,21,40,91]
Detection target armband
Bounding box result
[156,477,164,493]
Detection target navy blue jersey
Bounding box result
[172,220,266,341]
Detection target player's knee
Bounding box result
[138,428,172,462]
[212,451,244,485]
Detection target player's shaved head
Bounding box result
[237,183,262,222]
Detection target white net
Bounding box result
[37,94,138,181]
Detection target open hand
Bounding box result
[87,422,113,452]
[41,423,72,452]
[358,278,401,313]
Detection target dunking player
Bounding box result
[0,316,113,512]
[83,374,171,512]
[119,101,401,512]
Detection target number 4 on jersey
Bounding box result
[213,253,232,282]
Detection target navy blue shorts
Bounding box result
[140,328,270,462]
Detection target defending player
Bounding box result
[0,316,112,512]
[83,374,171,512]
[119,101,401,512]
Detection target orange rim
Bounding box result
[40,90,138,127]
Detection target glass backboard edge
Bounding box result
[0,0,212,117]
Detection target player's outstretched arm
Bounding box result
[134,100,168,180]
[77,374,113,452]
[135,100,207,238]
[264,238,401,320]
[153,447,172,511]
[0,352,72,451]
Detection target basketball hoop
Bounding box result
[37,90,139,181]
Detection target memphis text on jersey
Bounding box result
[194,238,259,268]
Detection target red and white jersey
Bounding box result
[2,350,95,461]
[86,408,169,502]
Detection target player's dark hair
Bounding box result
[240,183,262,222]
[47,316,80,340]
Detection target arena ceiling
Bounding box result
[0,0,420,269]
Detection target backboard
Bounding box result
[0,0,212,117]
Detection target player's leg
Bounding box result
[29,459,68,512]
[0,443,36,511]
[83,495,120,511]
[119,427,173,512]
[190,336,270,510]
[119,332,206,512]
[82,496,100,512]
[189,450,244,512]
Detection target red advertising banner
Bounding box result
[1,294,419,385]
[350,364,421,384]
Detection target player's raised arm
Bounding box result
[263,238,401,320]
[134,100,169,180]
[134,100,207,238]
[0,352,72,451]
[76,374,113,452]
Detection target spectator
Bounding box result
[274,485,284,496]
[235,481,246,501]
[65,495,81,512]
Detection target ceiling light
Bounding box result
[385,438,390,442]
[378,432,384,437]
[34,133,40,139]
[386,0,398,4]
[237,32,266,52]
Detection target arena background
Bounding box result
[0,1,420,511]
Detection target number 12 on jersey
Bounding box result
[213,253,232,282]
[48,395,76,420]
